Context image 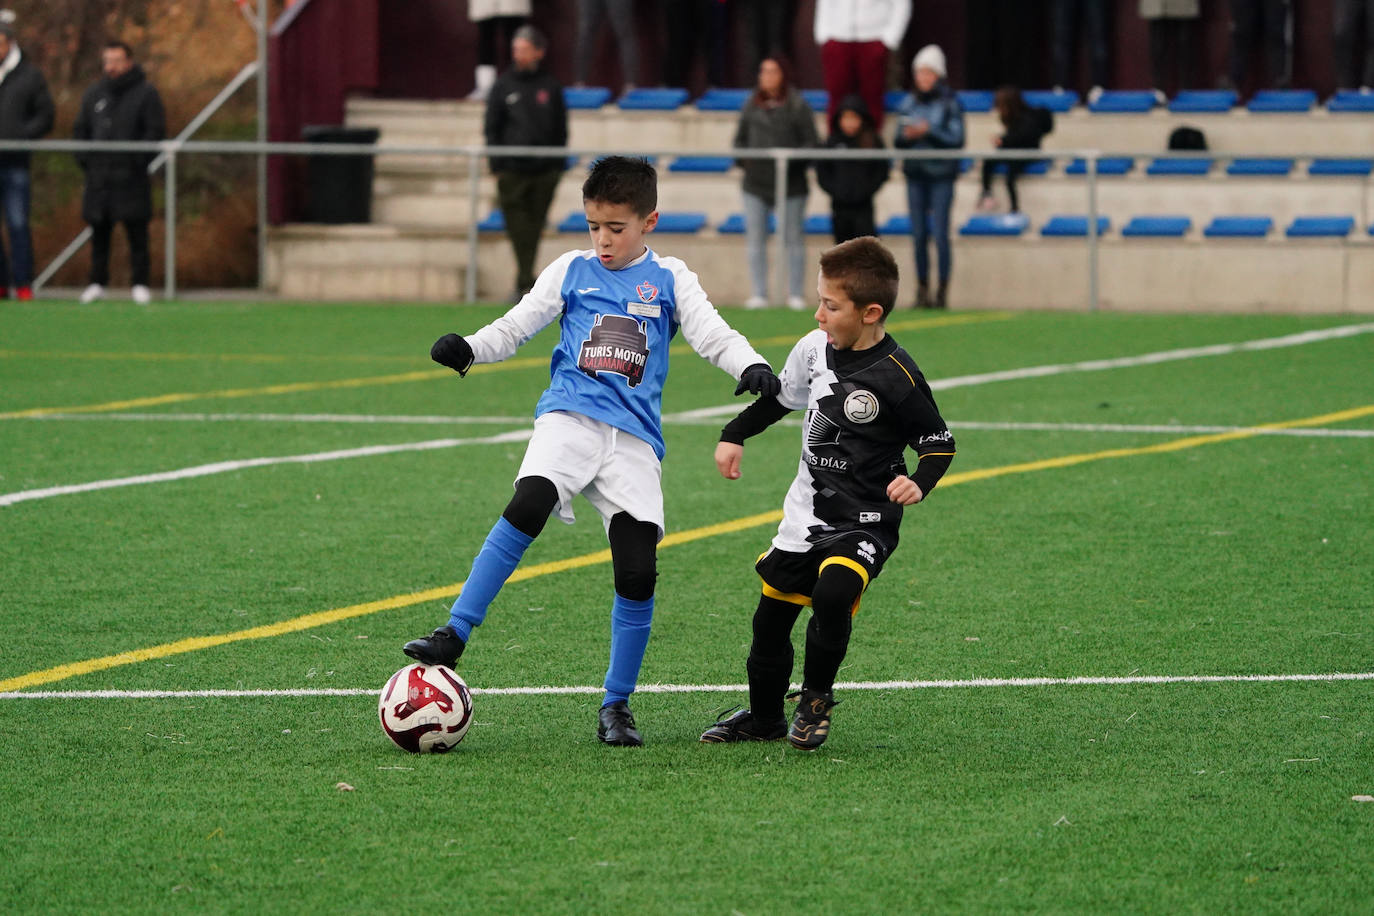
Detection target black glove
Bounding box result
[734,362,780,397]
[431,333,474,376]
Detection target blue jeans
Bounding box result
[905,176,954,287]
[743,190,806,301]
[0,166,34,289]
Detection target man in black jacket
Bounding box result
[485,25,567,301]
[0,22,54,301]
[73,41,165,305]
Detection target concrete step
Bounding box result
[264,224,468,300]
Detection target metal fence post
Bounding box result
[164,145,177,301]
[1087,152,1100,312]
[773,148,788,305]
[466,146,481,304]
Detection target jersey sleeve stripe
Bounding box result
[887,353,916,387]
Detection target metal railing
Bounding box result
[7,138,1368,310]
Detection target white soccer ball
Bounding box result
[378,663,474,753]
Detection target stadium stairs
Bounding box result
[263,95,1374,313]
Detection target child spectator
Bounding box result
[978,86,1053,214]
[815,94,890,243]
[403,156,780,748]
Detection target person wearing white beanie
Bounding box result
[893,44,964,309]
[814,0,911,129]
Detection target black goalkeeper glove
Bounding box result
[431,333,474,376]
[734,363,781,397]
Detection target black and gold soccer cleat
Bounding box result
[597,701,643,747]
[787,688,837,750]
[402,625,466,668]
[700,707,787,743]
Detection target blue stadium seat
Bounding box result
[1168,89,1238,113]
[1041,215,1110,237]
[801,89,829,112]
[617,88,689,110]
[1285,215,1355,237]
[1023,89,1079,112]
[1226,158,1294,176]
[477,210,505,232]
[1327,89,1374,113]
[668,156,733,173]
[1247,89,1317,112]
[716,212,775,233]
[557,211,587,233]
[803,213,833,235]
[1066,156,1135,175]
[1146,157,1213,176]
[1308,158,1374,176]
[1122,215,1191,237]
[564,87,612,110]
[990,159,1051,176]
[654,212,708,233]
[1203,216,1273,237]
[884,89,909,112]
[959,213,1030,236]
[956,90,994,113]
[878,214,911,235]
[1089,90,1157,113]
[695,88,750,111]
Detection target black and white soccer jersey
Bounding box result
[727,329,954,557]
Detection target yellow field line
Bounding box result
[1,312,1010,420]
[5,401,1367,693]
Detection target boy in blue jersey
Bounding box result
[699,236,955,750]
[404,156,780,747]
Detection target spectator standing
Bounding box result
[978,86,1053,214]
[1224,0,1292,92]
[744,0,797,85]
[733,57,818,309]
[1140,0,1201,101]
[73,41,165,306]
[0,20,53,301]
[1332,0,1374,91]
[1051,0,1113,102]
[815,93,889,243]
[485,25,568,302]
[893,45,964,310]
[661,0,729,90]
[467,0,530,102]
[814,0,911,130]
[573,0,640,95]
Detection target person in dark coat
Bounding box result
[72,41,165,305]
[485,24,568,301]
[0,22,54,300]
[978,86,1053,214]
[815,93,889,244]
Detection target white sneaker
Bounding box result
[744,295,768,309]
[785,295,806,310]
[1088,85,1105,105]
[79,283,104,304]
[132,284,151,305]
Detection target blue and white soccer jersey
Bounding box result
[769,328,954,560]
[466,246,767,530]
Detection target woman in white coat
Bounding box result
[468,0,532,100]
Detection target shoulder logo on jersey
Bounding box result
[918,429,953,446]
[843,390,880,424]
[578,314,650,388]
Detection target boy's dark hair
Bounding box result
[581,156,657,217]
[104,40,134,58]
[818,236,899,320]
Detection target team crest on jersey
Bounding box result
[635,281,658,303]
[578,314,651,388]
[843,390,880,424]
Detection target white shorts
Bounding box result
[516,411,664,540]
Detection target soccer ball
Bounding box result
[378,663,474,753]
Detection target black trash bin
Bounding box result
[302,125,380,224]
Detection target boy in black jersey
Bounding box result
[700,236,955,750]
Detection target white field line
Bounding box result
[20,411,533,425]
[952,420,1374,438]
[4,670,1372,700]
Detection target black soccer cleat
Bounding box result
[402,625,466,668]
[699,707,786,743]
[787,688,838,751]
[597,701,643,747]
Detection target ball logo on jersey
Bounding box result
[843,390,880,424]
[578,314,650,388]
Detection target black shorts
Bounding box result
[755,531,890,613]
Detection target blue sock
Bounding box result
[602,593,655,707]
[447,517,534,641]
